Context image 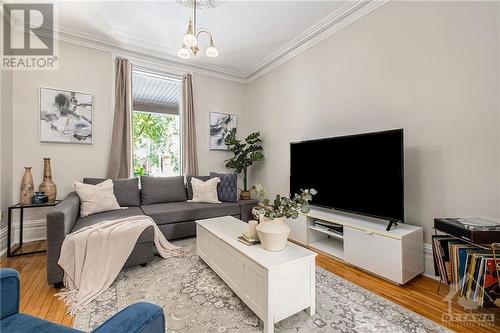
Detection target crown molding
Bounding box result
[7,0,387,84]
[245,0,388,82]
[55,25,249,83]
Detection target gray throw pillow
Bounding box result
[186,176,211,200]
[140,176,187,205]
[210,172,238,203]
[83,177,140,207]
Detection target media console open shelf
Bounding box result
[285,207,424,285]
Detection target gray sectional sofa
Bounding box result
[46,176,258,287]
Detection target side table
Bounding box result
[7,201,61,257]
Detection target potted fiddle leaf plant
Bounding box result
[252,184,317,251]
[224,129,264,200]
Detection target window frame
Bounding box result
[131,68,183,178]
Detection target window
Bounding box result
[132,70,181,177]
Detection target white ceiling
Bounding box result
[50,1,379,80]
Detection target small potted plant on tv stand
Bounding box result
[252,184,317,251]
[224,130,264,200]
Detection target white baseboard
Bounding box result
[0,219,47,257]
[423,243,439,280]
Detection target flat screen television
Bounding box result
[290,129,404,229]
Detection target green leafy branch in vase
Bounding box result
[224,129,264,193]
[252,183,317,219]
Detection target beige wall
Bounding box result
[1,70,14,230]
[244,1,500,244]
[192,73,246,176]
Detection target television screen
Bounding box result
[290,129,404,222]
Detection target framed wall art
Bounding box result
[209,112,236,150]
[39,87,93,144]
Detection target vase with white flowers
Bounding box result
[252,184,317,251]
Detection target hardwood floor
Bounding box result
[0,241,74,327]
[1,240,499,332]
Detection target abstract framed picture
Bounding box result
[209,112,236,150]
[39,87,93,144]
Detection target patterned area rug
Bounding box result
[74,238,450,333]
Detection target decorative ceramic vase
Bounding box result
[240,190,251,200]
[39,158,57,203]
[20,167,35,205]
[31,191,49,205]
[256,216,291,252]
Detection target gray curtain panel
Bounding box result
[108,58,132,178]
[182,73,199,176]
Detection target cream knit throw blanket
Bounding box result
[57,215,182,315]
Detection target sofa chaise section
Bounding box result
[72,207,155,267]
[46,192,154,286]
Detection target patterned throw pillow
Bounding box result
[210,172,238,203]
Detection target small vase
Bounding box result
[256,216,291,251]
[32,191,49,205]
[20,167,35,205]
[39,158,57,203]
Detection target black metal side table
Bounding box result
[7,201,61,257]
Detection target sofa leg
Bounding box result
[53,282,64,289]
[140,263,148,267]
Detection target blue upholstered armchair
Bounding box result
[0,268,165,333]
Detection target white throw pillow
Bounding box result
[188,177,221,203]
[74,179,121,217]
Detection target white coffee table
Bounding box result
[196,216,317,333]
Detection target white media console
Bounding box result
[285,207,424,284]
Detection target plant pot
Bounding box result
[256,216,291,251]
[240,190,251,200]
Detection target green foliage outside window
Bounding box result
[133,111,180,177]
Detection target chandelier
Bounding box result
[177,0,220,59]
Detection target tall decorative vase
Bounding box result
[20,167,35,205]
[39,158,57,203]
[256,216,291,252]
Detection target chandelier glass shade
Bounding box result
[182,20,197,47]
[177,44,191,59]
[177,0,219,59]
[205,36,218,57]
